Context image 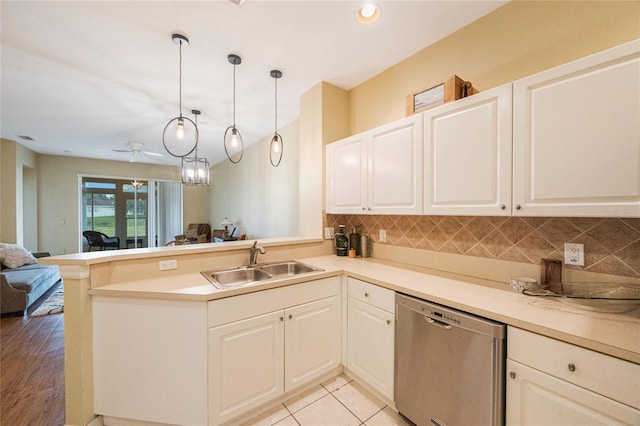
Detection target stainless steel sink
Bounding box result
[203,266,272,289]
[258,261,320,277]
[202,261,323,289]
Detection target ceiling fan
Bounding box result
[112,142,163,162]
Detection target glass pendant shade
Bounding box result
[269,69,284,167]
[180,109,209,186]
[224,53,244,164]
[181,155,210,186]
[162,33,198,158]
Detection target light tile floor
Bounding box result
[241,374,412,426]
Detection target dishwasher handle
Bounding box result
[425,315,452,330]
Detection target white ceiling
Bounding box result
[1,0,506,167]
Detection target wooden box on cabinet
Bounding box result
[406,75,473,115]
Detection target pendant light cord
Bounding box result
[274,76,278,133]
[233,63,237,128]
[178,40,183,118]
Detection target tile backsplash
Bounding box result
[325,214,640,279]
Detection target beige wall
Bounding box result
[1,139,17,243]
[1,138,38,246]
[210,120,301,239]
[37,154,182,254]
[350,0,640,134]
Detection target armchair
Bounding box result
[83,231,120,251]
[182,223,211,244]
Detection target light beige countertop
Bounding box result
[89,255,640,364]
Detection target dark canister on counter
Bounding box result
[335,225,349,256]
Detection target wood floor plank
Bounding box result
[0,311,65,425]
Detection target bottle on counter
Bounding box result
[349,225,361,256]
[335,225,349,257]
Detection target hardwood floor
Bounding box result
[1,293,65,425]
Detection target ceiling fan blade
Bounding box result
[112,149,132,153]
[143,151,164,157]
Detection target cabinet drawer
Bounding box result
[508,327,640,409]
[348,278,395,313]
[208,277,340,327]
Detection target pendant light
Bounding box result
[181,110,210,186]
[224,54,244,164]
[163,33,198,158]
[269,69,283,167]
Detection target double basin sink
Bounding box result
[202,260,324,289]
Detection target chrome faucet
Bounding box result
[249,240,266,265]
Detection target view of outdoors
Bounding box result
[83,179,148,248]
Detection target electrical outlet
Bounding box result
[379,229,387,243]
[324,227,334,239]
[159,259,178,271]
[564,243,585,266]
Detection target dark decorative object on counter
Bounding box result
[335,225,348,257]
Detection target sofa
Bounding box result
[0,247,62,315]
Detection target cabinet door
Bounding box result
[209,310,284,425]
[347,297,394,401]
[506,360,640,425]
[424,84,512,216]
[368,115,423,214]
[326,134,367,214]
[513,40,640,217]
[285,296,341,392]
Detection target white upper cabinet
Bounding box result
[423,84,513,216]
[326,115,423,215]
[367,116,423,214]
[326,133,367,214]
[513,40,640,217]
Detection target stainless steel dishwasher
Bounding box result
[395,293,506,426]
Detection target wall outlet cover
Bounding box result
[324,227,335,239]
[564,243,585,266]
[159,259,178,270]
[379,229,387,243]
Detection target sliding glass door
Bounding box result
[81,177,182,250]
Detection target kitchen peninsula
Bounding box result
[40,238,640,425]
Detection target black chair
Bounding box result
[83,231,120,251]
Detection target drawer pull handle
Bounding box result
[509,371,516,379]
[364,292,369,297]
[500,204,506,210]
[568,363,576,372]
[515,204,521,210]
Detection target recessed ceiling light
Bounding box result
[356,4,380,24]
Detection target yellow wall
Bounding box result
[350,0,640,133]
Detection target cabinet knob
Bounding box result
[515,204,521,210]
[509,371,516,379]
[568,363,576,372]
[367,207,371,211]
[364,292,369,298]
[288,314,293,320]
[280,317,284,322]
[386,320,391,325]
[362,206,366,211]
[500,204,506,210]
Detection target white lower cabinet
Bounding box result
[506,327,640,425]
[209,310,285,424]
[346,278,395,402]
[208,278,341,425]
